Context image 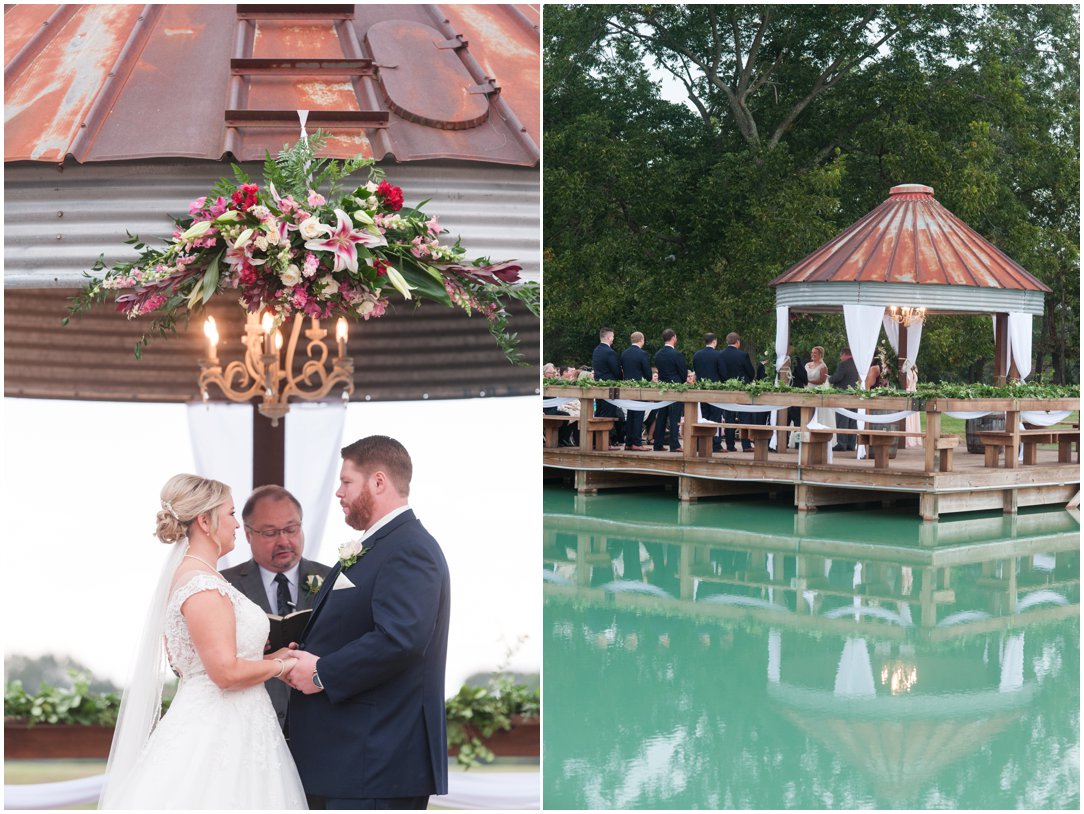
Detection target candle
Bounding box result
[203,316,219,362]
[336,318,349,358]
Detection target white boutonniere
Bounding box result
[303,574,324,596]
[338,539,368,570]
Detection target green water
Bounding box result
[543,487,1080,809]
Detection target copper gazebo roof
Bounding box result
[770,184,1049,316]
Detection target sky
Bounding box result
[2,395,540,693]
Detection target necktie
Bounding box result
[274,573,293,616]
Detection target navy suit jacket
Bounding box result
[620,345,651,381]
[287,509,450,799]
[692,346,724,383]
[591,342,622,381]
[653,344,688,383]
[719,345,755,384]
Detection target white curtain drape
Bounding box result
[542,397,576,408]
[187,403,253,569]
[881,315,924,361]
[1008,312,1033,381]
[833,637,876,697]
[4,771,541,810]
[843,305,884,460]
[284,401,347,561]
[186,401,345,568]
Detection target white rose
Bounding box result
[255,235,268,251]
[319,275,339,296]
[364,181,379,193]
[280,264,302,287]
[299,217,326,240]
[339,539,364,559]
[356,300,375,316]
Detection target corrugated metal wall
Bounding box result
[4,160,539,286]
[4,160,540,402]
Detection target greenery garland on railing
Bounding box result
[544,377,1080,401]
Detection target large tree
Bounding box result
[543,4,1078,382]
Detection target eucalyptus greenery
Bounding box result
[445,673,540,769]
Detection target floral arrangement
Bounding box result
[303,574,324,597]
[65,132,538,362]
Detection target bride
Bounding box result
[99,474,307,809]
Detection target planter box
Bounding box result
[4,721,114,759]
[449,715,539,758]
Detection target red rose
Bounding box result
[231,183,260,212]
[373,258,390,277]
[376,180,404,212]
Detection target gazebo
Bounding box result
[769,184,1050,389]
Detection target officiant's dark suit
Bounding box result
[288,440,450,809]
[221,486,332,729]
[653,330,688,451]
[221,555,330,727]
[719,334,756,452]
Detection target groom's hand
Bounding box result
[284,649,323,694]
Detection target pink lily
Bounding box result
[304,209,386,274]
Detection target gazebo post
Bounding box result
[994,314,1009,386]
[252,406,286,487]
[896,323,910,389]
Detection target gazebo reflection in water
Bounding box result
[543,488,1079,809]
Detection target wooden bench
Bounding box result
[934,435,960,472]
[586,417,617,451]
[542,414,575,448]
[694,423,792,462]
[852,428,927,469]
[978,428,1080,468]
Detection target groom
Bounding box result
[284,436,451,809]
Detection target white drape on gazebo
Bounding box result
[833,637,876,697]
[843,305,885,460]
[1008,313,1034,381]
[881,315,924,362]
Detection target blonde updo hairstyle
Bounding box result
[155,474,232,544]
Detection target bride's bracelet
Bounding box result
[273,658,286,678]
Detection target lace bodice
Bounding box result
[164,573,269,677]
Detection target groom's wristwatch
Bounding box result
[311,669,324,691]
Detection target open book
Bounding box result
[266,609,312,652]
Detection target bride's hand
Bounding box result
[265,647,294,661]
[273,657,298,681]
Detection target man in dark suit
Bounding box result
[653,328,688,452]
[591,327,624,447]
[829,347,861,451]
[221,485,331,730]
[718,332,756,452]
[286,436,450,810]
[692,333,725,452]
[620,330,652,450]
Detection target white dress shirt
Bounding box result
[361,504,412,542]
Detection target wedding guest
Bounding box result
[653,329,687,452]
[693,333,725,452]
[621,331,652,450]
[591,328,624,449]
[221,486,332,729]
[542,363,576,446]
[829,347,860,451]
[718,332,755,452]
[786,351,809,447]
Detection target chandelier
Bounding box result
[887,305,927,326]
[199,312,355,426]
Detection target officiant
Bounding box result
[221,485,332,729]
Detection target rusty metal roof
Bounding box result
[770,184,1051,293]
[4,4,539,167]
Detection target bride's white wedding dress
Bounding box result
[106,572,307,809]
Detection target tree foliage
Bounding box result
[543,4,1079,383]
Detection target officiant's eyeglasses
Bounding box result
[246,523,301,539]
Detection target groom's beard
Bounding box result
[343,485,375,531]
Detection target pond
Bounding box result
[542,486,1079,809]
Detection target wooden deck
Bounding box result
[543,386,1079,520]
